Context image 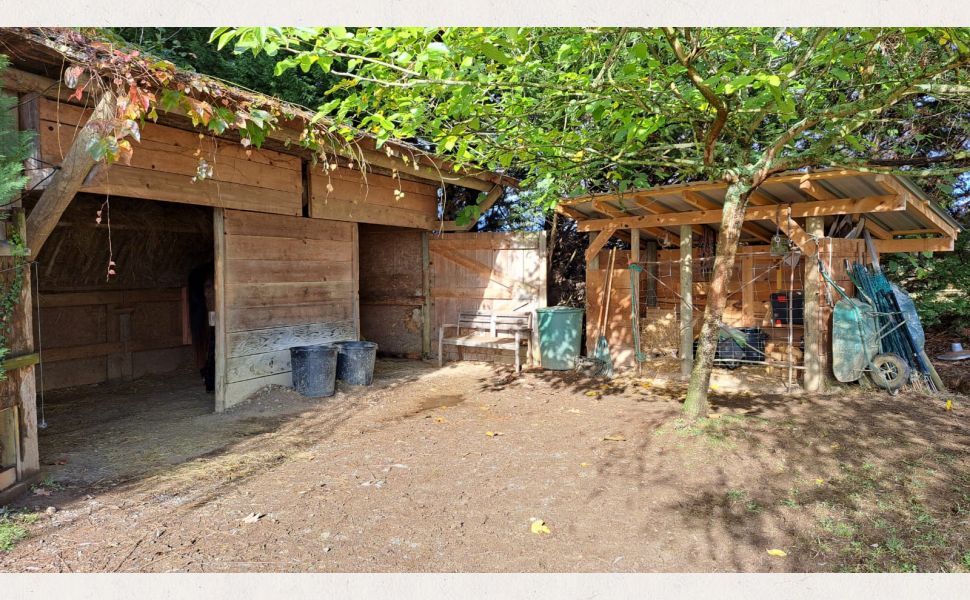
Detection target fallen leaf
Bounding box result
[485,431,502,437]
[567,408,583,414]
[584,391,601,397]
[434,416,447,424]
[708,414,722,420]
[32,488,52,497]
[766,549,788,557]
[814,478,825,486]
[580,462,589,468]
[530,519,551,535]
[241,512,265,524]
[946,399,953,411]
[603,434,626,442]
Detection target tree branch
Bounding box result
[663,27,728,167]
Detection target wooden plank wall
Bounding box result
[358,225,425,358]
[586,251,636,368]
[37,98,303,215]
[219,210,358,410]
[309,165,440,229]
[430,232,546,366]
[37,288,190,390]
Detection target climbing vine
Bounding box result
[0,52,33,381]
[47,27,426,185]
[0,223,28,381]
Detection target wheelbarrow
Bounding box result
[832,297,910,392]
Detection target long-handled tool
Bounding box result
[593,248,617,376]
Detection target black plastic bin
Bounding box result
[693,335,745,369]
[335,341,378,386]
[289,344,338,398]
[736,327,768,362]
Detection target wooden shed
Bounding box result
[0,29,545,499]
[557,170,961,383]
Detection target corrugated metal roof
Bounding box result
[559,169,960,245]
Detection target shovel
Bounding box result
[593,248,617,377]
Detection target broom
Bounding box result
[593,248,617,376]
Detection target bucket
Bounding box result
[289,344,338,398]
[335,340,378,386]
[536,306,584,370]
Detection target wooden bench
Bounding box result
[438,311,533,372]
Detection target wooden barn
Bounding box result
[557,170,961,385]
[0,29,545,500]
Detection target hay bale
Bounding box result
[638,308,680,357]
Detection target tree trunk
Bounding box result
[682,181,751,419]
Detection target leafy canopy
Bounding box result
[215,27,970,219]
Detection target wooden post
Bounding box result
[629,229,640,264]
[645,240,657,307]
[421,230,432,358]
[803,216,824,391]
[213,208,227,412]
[0,209,39,485]
[679,224,693,378]
[25,91,116,254]
[351,223,360,339]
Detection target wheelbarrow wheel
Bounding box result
[867,353,910,392]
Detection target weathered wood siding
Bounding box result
[309,165,440,229]
[37,98,303,215]
[218,210,358,410]
[36,288,191,390]
[430,232,546,365]
[358,225,425,358]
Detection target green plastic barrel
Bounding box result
[536,306,584,370]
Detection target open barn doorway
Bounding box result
[26,194,218,484]
[357,224,428,359]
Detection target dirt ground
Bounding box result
[1,359,969,573]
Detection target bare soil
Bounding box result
[2,360,968,572]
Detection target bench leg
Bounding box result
[438,328,444,367]
[514,331,521,373]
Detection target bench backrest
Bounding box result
[458,311,532,336]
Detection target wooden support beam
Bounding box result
[798,177,838,200]
[803,216,825,392]
[875,175,958,240]
[631,198,688,242]
[874,237,954,253]
[679,225,693,378]
[862,218,893,240]
[645,240,658,307]
[213,208,228,413]
[774,213,815,254]
[682,191,772,242]
[576,194,905,232]
[25,91,116,254]
[585,226,617,263]
[561,169,868,207]
[887,228,940,237]
[630,228,640,264]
